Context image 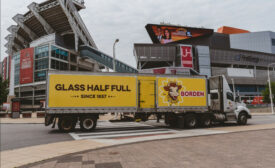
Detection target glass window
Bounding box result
[35,45,49,59]
[272,39,275,46]
[51,45,68,61]
[35,58,48,70]
[226,92,234,101]
[51,59,68,70]
[34,71,46,82]
[70,53,77,63]
[13,53,21,85]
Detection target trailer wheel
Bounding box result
[80,116,97,132]
[237,112,247,125]
[58,117,76,132]
[184,114,198,129]
[200,115,212,128]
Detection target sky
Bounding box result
[1,0,275,67]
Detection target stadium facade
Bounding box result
[1,0,136,111]
[134,24,275,104]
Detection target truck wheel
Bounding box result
[80,116,97,132]
[58,117,76,132]
[200,115,212,128]
[237,113,247,125]
[184,114,198,129]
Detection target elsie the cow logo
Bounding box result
[164,82,182,104]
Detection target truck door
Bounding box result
[209,76,236,113]
[222,76,236,113]
[138,79,156,110]
[209,76,224,112]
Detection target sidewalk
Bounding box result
[1,140,107,168]
[1,122,275,168]
[17,129,275,168]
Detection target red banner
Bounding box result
[153,68,166,74]
[181,45,193,68]
[20,48,34,84]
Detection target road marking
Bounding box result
[70,121,228,143]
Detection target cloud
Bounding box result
[1,0,275,68]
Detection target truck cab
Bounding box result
[209,76,251,125]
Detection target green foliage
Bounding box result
[262,82,275,103]
[0,76,9,105]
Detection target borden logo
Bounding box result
[181,91,205,97]
[164,82,182,104]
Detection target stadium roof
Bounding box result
[5,0,97,55]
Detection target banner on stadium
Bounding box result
[180,45,193,68]
[20,48,34,84]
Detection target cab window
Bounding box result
[227,92,234,101]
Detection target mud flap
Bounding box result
[45,114,54,126]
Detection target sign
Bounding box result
[180,45,193,68]
[251,96,264,105]
[48,75,137,108]
[146,24,214,44]
[158,77,207,107]
[153,68,166,74]
[227,68,254,77]
[20,48,34,84]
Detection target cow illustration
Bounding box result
[164,82,182,104]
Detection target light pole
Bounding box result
[267,63,275,115]
[231,78,236,101]
[113,39,119,72]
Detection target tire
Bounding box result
[80,116,97,132]
[58,117,77,132]
[237,113,248,125]
[200,115,212,128]
[184,114,198,129]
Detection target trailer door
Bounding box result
[138,79,156,110]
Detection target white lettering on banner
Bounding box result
[182,48,192,57]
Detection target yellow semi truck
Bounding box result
[45,71,251,132]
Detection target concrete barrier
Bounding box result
[22,111,32,118]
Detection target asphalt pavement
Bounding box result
[1,114,275,151]
[0,124,72,151]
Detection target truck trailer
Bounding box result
[45,71,251,132]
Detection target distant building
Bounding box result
[230,31,275,54]
[135,24,275,104]
[217,26,250,34]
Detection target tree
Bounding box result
[262,82,275,103]
[0,76,9,105]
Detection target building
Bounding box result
[2,0,137,111]
[230,31,275,54]
[134,24,275,103]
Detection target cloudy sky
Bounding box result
[1,0,275,67]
